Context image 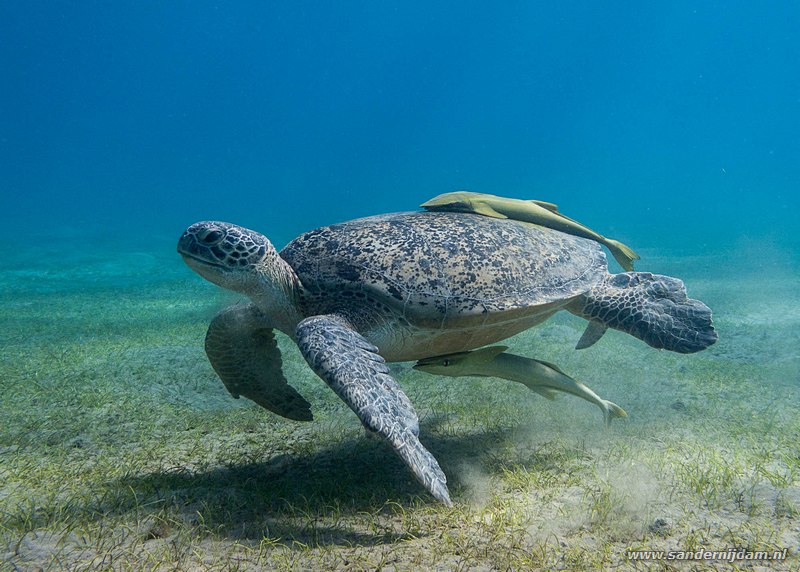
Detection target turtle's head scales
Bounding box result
[178,221,277,293]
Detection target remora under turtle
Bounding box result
[177,211,717,505]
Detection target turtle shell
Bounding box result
[280,211,607,329]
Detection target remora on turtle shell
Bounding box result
[421,191,640,272]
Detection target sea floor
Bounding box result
[1,233,799,571]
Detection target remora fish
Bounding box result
[414,346,627,426]
[421,191,640,271]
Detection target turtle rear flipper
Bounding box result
[205,302,312,421]
[296,314,452,506]
[569,272,718,353]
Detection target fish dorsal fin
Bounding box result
[528,199,599,232]
[532,358,568,375]
[529,199,560,213]
[531,201,586,226]
[575,320,608,350]
[470,345,509,363]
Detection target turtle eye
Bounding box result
[200,229,225,244]
[442,359,450,367]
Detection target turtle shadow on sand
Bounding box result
[112,422,544,546]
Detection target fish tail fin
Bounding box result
[605,239,640,272]
[602,400,628,427]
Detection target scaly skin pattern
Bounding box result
[204,302,312,421]
[295,314,451,506]
[573,272,718,353]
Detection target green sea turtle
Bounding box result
[413,346,627,426]
[177,211,716,506]
[421,191,640,271]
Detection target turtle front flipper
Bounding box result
[204,303,313,421]
[296,314,452,506]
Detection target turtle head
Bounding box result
[178,221,281,295]
[179,221,302,331]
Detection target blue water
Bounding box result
[2,2,798,252]
[4,6,800,567]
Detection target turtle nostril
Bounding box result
[199,229,225,244]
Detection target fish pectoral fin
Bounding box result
[576,320,608,350]
[531,358,568,376]
[469,201,508,219]
[531,387,559,400]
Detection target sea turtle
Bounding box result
[177,211,717,506]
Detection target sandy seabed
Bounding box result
[1,233,798,571]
